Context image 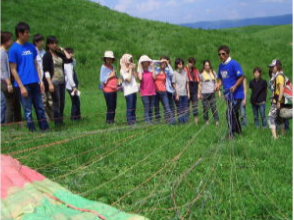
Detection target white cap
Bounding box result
[139,55,153,63]
[104,51,115,59]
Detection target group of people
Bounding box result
[1,22,81,132]
[1,22,290,140]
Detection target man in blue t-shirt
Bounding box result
[9,22,49,131]
[215,45,244,138]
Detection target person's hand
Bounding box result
[242,99,246,106]
[277,102,281,110]
[230,85,236,93]
[109,71,116,78]
[175,94,179,101]
[40,82,45,93]
[7,84,13,93]
[20,86,28,97]
[215,84,220,91]
[187,93,190,100]
[49,83,55,93]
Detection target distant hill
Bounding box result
[181,14,293,30]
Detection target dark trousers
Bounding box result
[226,99,242,136]
[252,103,267,128]
[18,83,49,131]
[167,92,175,118]
[67,90,81,120]
[52,83,65,126]
[154,91,174,123]
[189,92,198,117]
[176,96,189,123]
[104,92,117,123]
[125,93,137,124]
[142,96,155,123]
[202,93,219,122]
[1,82,22,124]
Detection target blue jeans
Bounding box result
[252,104,267,128]
[240,103,247,126]
[125,93,137,124]
[18,83,49,131]
[167,92,175,118]
[154,91,175,123]
[104,92,117,124]
[1,91,6,124]
[52,83,65,126]
[176,96,189,123]
[141,96,155,123]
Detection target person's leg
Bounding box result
[184,96,189,123]
[191,93,198,124]
[148,95,155,122]
[202,94,209,124]
[52,84,62,126]
[19,85,36,131]
[252,104,259,128]
[141,96,150,123]
[178,96,184,123]
[161,92,174,123]
[13,88,22,123]
[42,92,50,121]
[259,104,267,128]
[112,92,117,123]
[232,99,242,135]
[225,99,234,138]
[31,83,49,131]
[59,84,66,124]
[154,92,161,122]
[268,104,278,139]
[104,92,115,124]
[46,91,54,121]
[2,82,14,124]
[132,93,137,123]
[209,93,219,125]
[1,91,6,124]
[240,104,247,127]
[167,92,175,118]
[125,94,133,124]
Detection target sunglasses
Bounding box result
[218,52,226,56]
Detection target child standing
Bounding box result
[173,58,190,124]
[120,54,138,125]
[64,48,81,121]
[249,67,267,128]
[138,55,156,123]
[100,51,118,124]
[186,57,200,124]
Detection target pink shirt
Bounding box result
[140,71,156,96]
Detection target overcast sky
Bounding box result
[90,0,293,24]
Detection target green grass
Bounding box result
[1,0,292,219]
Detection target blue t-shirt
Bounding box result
[218,59,244,100]
[9,42,39,87]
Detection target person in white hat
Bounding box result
[267,59,285,139]
[120,54,138,125]
[99,50,118,124]
[137,55,156,123]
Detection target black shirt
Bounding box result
[249,79,267,104]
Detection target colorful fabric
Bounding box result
[1,154,148,220]
[155,73,166,92]
[100,65,118,93]
[140,71,156,97]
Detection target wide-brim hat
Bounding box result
[103,51,115,59]
[139,55,153,63]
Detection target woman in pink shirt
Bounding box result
[99,51,118,124]
[137,55,156,123]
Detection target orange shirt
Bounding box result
[103,65,118,93]
[155,73,166,92]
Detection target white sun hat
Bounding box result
[103,51,115,59]
[138,55,153,63]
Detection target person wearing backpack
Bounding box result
[267,59,286,139]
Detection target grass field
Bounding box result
[1,0,293,219]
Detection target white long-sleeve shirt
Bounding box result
[64,63,76,90]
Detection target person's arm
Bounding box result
[10,63,28,97]
[172,75,179,101]
[277,77,285,110]
[167,64,174,77]
[230,76,244,93]
[1,55,13,93]
[151,63,156,80]
[34,59,44,93]
[64,64,76,90]
[198,81,202,100]
[242,78,247,106]
[59,47,71,60]
[186,82,190,100]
